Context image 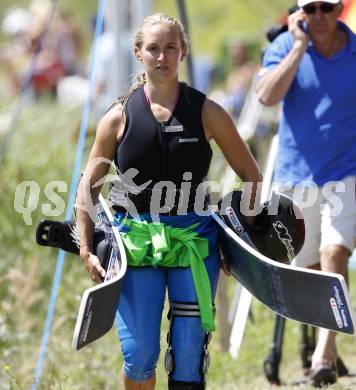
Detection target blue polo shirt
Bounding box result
[261,22,356,186]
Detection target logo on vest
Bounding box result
[178,138,199,143]
[164,125,184,133]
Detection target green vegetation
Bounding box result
[1,1,291,62]
[153,0,291,59]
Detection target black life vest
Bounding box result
[114,82,212,188]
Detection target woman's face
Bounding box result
[136,23,186,82]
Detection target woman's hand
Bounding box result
[80,247,106,283]
[244,215,256,228]
[220,255,232,276]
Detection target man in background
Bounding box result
[256,0,356,386]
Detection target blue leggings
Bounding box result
[115,213,221,383]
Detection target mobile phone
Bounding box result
[298,20,308,33]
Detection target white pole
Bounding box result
[104,0,152,100]
[105,0,121,98]
[236,75,263,140]
[130,0,152,74]
[261,134,279,202]
[229,287,252,359]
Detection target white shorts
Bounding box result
[277,176,356,268]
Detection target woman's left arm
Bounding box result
[202,97,263,209]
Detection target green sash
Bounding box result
[119,218,215,331]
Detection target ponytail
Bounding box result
[118,70,146,109]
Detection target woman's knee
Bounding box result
[121,337,160,382]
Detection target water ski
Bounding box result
[213,190,355,334]
[36,194,127,350]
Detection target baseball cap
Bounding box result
[297,0,340,7]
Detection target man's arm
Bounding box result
[256,10,309,106]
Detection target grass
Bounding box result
[1,101,356,389]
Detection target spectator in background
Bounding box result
[55,9,82,77]
[223,40,257,119]
[90,15,116,123]
[256,0,356,387]
[1,7,36,95]
[219,39,272,162]
[0,1,81,98]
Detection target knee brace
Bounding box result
[165,301,213,387]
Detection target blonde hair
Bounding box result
[118,13,189,108]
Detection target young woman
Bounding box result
[76,13,262,390]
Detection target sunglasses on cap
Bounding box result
[302,3,337,14]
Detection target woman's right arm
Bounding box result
[76,105,124,283]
